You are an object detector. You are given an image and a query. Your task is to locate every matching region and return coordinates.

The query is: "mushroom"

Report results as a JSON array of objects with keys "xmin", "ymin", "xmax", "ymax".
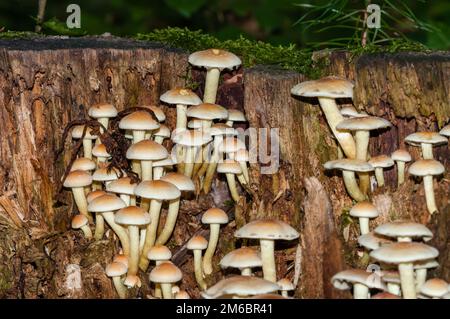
[
  {"xmin": 349, "ymin": 201, "xmax": 379, "ymax": 235},
  {"xmin": 370, "ymin": 242, "xmax": 439, "ymax": 299},
  {"xmin": 220, "ymin": 247, "xmax": 262, "ymax": 276},
  {"xmin": 246, "ymin": 294, "xmax": 290, "ymax": 299},
  {"xmin": 439, "ymin": 124, "xmax": 450, "ymax": 138},
  {"xmin": 201, "ymin": 276, "xmax": 280, "ymax": 299},
  {"xmin": 371, "ymin": 291, "xmax": 401, "ymax": 299},
  {"xmin": 135, "ymin": 180, "xmax": 181, "ymax": 271},
  {"xmin": 331, "ymin": 269, "xmax": 385, "ymax": 299},
  {"xmin": 63, "ymin": 170, "xmax": 92, "ymax": 218},
  {"xmin": 420, "ymin": 278, "xmax": 448, "ymax": 299},
  {"xmin": 368, "ymin": 155, "xmax": 394, "ymax": 187},
  {"xmin": 153, "ymin": 124, "xmax": 171, "ymax": 145},
  {"xmin": 87, "ymin": 194, "xmax": 129, "ymax": 255},
  {"xmin": 381, "ymin": 270, "xmax": 401, "ymax": 296},
  {"xmin": 92, "ymin": 166, "xmax": 121, "ymax": 189},
  {"xmin": 92, "ymin": 143, "xmax": 111, "ymax": 167},
  {"xmin": 200, "ymin": 208, "xmax": 229, "ymax": 275},
  {"xmin": 105, "ymin": 262, "xmax": 128, "ymax": 299},
  {"xmin": 141, "ymin": 105, "xmax": 166, "ymax": 123},
  {"xmin": 71, "ymin": 125, "xmax": 98, "ymax": 159},
  {"xmin": 115, "ymin": 206, "xmax": 151, "ymax": 287},
  {"xmin": 188, "ymin": 49, "xmax": 241, "ymax": 104},
  {"xmin": 160, "ymin": 88, "xmax": 202, "ymax": 130},
  {"xmin": 408, "ymin": 159, "xmax": 445, "ymax": 214},
  {"xmin": 86, "ymin": 190, "xmax": 107, "ymax": 204},
  {"xmin": 357, "ymin": 232, "xmax": 393, "ymax": 251},
  {"xmin": 113, "ymin": 254, "xmax": 128, "ymax": 268},
  {"xmin": 374, "ymin": 221, "xmax": 433, "ymax": 242},
  {"xmin": 340, "ymin": 106, "xmax": 367, "ymax": 118},
  {"xmin": 88, "ymin": 103, "xmax": 117, "ymax": 134},
  {"xmin": 70, "ymin": 157, "xmax": 96, "ymax": 172},
  {"xmin": 291, "ymin": 76, "xmax": 356, "ymax": 159},
  {"xmin": 71, "ymin": 214, "xmax": 92, "ymax": 239},
  {"xmin": 405, "ymin": 132, "xmax": 447, "ymax": 159},
  {"xmin": 152, "ymin": 157, "xmax": 175, "ymax": 180},
  {"xmin": 391, "ymin": 149, "xmax": 412, "ymax": 186},
  {"xmin": 157, "ymin": 173, "xmax": 195, "ymax": 245},
  {"xmin": 414, "ymin": 259, "xmax": 439, "ymax": 292},
  {"xmin": 188, "ymin": 119, "xmax": 203, "ymax": 130},
  {"xmin": 336, "ymin": 116, "xmax": 392, "ymax": 192},
  {"xmin": 149, "ymin": 261, "xmax": 183, "ymax": 299},
  {"xmin": 323, "ymin": 159, "xmax": 374, "ymax": 202},
  {"xmin": 147, "ymin": 245, "xmax": 173, "ymax": 298},
  {"xmin": 126, "ymin": 140, "xmax": 168, "ymax": 181},
  {"xmin": 175, "ymin": 290, "xmax": 191, "ymax": 299},
  {"xmin": 277, "ymin": 278, "xmax": 295, "ymax": 297},
  {"xmin": 187, "ymin": 235, "xmax": 208, "ymax": 290},
  {"xmin": 106, "ymin": 177, "xmax": 137, "ymax": 205},
  {"xmin": 217, "ymin": 159, "xmax": 242, "ymax": 202},
  {"xmin": 119, "ymin": 111, "xmax": 160, "ymax": 144},
  {"xmin": 235, "ymin": 219, "xmax": 299, "ymax": 282},
  {"xmin": 226, "ymin": 109, "xmax": 247, "ymax": 127}
]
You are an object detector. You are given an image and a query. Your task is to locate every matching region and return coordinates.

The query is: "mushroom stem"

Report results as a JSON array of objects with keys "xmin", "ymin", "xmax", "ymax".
[
  {"xmin": 139, "ymin": 200, "xmax": 163, "ymax": 271},
  {"xmin": 353, "ymin": 283, "xmax": 369, "ymax": 299},
  {"xmin": 156, "ymin": 199, "xmax": 180, "ymax": 245},
  {"xmin": 82, "ymin": 139, "xmax": 93, "ymax": 159},
  {"xmin": 160, "ymin": 283, "xmax": 173, "ymax": 299},
  {"xmin": 127, "ymin": 225, "xmax": 140, "ymax": 277},
  {"xmin": 423, "ymin": 175, "xmax": 438, "ymax": 214},
  {"xmin": 112, "ymin": 276, "xmax": 127, "ymax": 299},
  {"xmin": 153, "ymin": 167, "xmax": 164, "ymax": 180},
  {"xmin": 236, "ymin": 173, "xmax": 247, "ymax": 186},
  {"xmin": 154, "ymin": 136, "xmax": 164, "ymax": 144},
  {"xmin": 175, "ymin": 145, "xmax": 185, "ymax": 174},
  {"xmin": 202, "ymin": 224, "xmax": 221, "ymax": 275},
  {"xmin": 415, "ymin": 269, "xmax": 427, "ymax": 292},
  {"xmin": 80, "ymin": 224, "xmax": 93, "ymax": 239},
  {"xmin": 387, "ymin": 283, "xmax": 401, "ymax": 296},
  {"xmin": 281, "ymin": 290, "xmax": 289, "ymax": 297},
  {"xmin": 193, "ymin": 249, "xmax": 207, "ymax": 290},
  {"xmin": 421, "ymin": 143, "xmax": 433, "ymax": 159},
  {"xmin": 203, "ymin": 68, "xmax": 221, "ymax": 104},
  {"xmin": 398, "ymin": 237, "xmax": 412, "ymax": 242},
  {"xmin": 396, "ymin": 161, "xmax": 406, "ymax": 186},
  {"xmin": 139, "ymin": 228, "xmax": 146, "ymax": 254},
  {"xmin": 184, "ymin": 146, "xmax": 196, "ymax": 178},
  {"xmin": 317, "ymin": 97, "xmax": 356, "ymax": 159},
  {"xmin": 342, "ymin": 170, "xmax": 366, "ymax": 202},
  {"xmin": 102, "ymin": 212, "xmax": 130, "ymax": 256},
  {"xmin": 94, "ymin": 214, "xmax": 105, "ymax": 240},
  {"xmin": 71, "ymin": 187, "xmax": 89, "ymax": 217},
  {"xmin": 239, "ymin": 162, "xmax": 250, "ymax": 183},
  {"xmin": 154, "ymin": 260, "xmax": 163, "ymax": 298},
  {"xmin": 203, "ymin": 136, "xmax": 223, "ymax": 194},
  {"xmin": 398, "ymin": 262, "xmax": 416, "ymax": 299},
  {"xmin": 132, "ymin": 130, "xmax": 146, "ymax": 144},
  {"xmin": 260, "ymin": 239, "xmax": 277, "ymax": 283},
  {"xmin": 98, "ymin": 118, "xmax": 109, "ymax": 134},
  {"xmin": 358, "ymin": 217, "xmax": 370, "ymax": 235},
  {"xmin": 374, "ymin": 167, "xmax": 385, "ymax": 187},
  {"xmin": 176, "ymin": 104, "xmax": 188, "ymax": 130},
  {"xmin": 225, "ymin": 173, "xmax": 240, "ymax": 202},
  {"xmin": 141, "ymin": 160, "xmax": 153, "ymax": 181},
  {"xmin": 119, "ymin": 194, "xmax": 130, "ymax": 206},
  {"xmin": 225, "ymin": 120, "xmax": 233, "ymax": 127},
  {"xmin": 337, "ymin": 145, "xmax": 344, "ymax": 159},
  {"xmin": 354, "ymin": 130, "xmax": 370, "ymax": 194},
  {"xmin": 241, "ymin": 268, "xmax": 252, "ymax": 276}
]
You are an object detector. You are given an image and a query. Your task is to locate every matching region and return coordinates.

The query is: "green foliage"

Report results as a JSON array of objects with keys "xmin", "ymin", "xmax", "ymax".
[{"xmin": 41, "ymin": 18, "xmax": 87, "ymax": 36}]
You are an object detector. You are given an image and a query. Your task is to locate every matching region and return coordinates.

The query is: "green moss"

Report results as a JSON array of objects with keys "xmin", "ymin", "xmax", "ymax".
[{"xmin": 0, "ymin": 31, "xmax": 41, "ymax": 39}]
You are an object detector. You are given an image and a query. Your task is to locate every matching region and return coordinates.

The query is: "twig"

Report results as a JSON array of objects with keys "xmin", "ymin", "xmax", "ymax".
[{"xmin": 35, "ymin": 0, "xmax": 47, "ymax": 33}]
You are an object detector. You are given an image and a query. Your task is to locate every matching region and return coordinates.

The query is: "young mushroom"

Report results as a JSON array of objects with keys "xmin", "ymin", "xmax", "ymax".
[
  {"xmin": 148, "ymin": 245, "xmax": 173, "ymax": 298},
  {"xmin": 408, "ymin": 159, "xmax": 445, "ymax": 214},
  {"xmin": 225, "ymin": 109, "xmax": 247, "ymax": 127},
  {"xmin": 71, "ymin": 125, "xmax": 98, "ymax": 159},
  {"xmin": 106, "ymin": 177, "xmax": 137, "ymax": 206},
  {"xmin": 187, "ymin": 235, "xmax": 208, "ymax": 290},
  {"xmin": 420, "ymin": 278, "xmax": 448, "ymax": 299},
  {"xmin": 374, "ymin": 221, "xmax": 433, "ymax": 242},
  {"xmin": 92, "ymin": 143, "xmax": 111, "ymax": 167},
  {"xmin": 220, "ymin": 247, "xmax": 262, "ymax": 276},
  {"xmin": 71, "ymin": 214, "xmax": 92, "ymax": 239},
  {"xmin": 63, "ymin": 170, "xmax": 93, "ymax": 218},
  {"xmin": 119, "ymin": 111, "xmax": 160, "ymax": 144},
  {"xmin": 88, "ymin": 103, "xmax": 117, "ymax": 134},
  {"xmin": 149, "ymin": 261, "xmax": 183, "ymax": 299},
  {"xmin": 235, "ymin": 219, "xmax": 299, "ymax": 282},
  {"xmin": 349, "ymin": 201, "xmax": 379, "ymax": 235},
  {"xmin": 331, "ymin": 269, "xmax": 385, "ymax": 299},
  {"xmin": 153, "ymin": 124, "xmax": 171, "ymax": 145},
  {"xmin": 105, "ymin": 261, "xmax": 128, "ymax": 299},
  {"xmin": 405, "ymin": 132, "xmax": 447, "ymax": 159},
  {"xmin": 368, "ymin": 155, "xmax": 394, "ymax": 187},
  {"xmin": 217, "ymin": 159, "xmax": 242, "ymax": 202},
  {"xmin": 160, "ymin": 88, "xmax": 202, "ymax": 130},
  {"xmin": 277, "ymin": 278, "xmax": 295, "ymax": 297},
  {"xmin": 201, "ymin": 276, "xmax": 280, "ymax": 299},
  {"xmin": 414, "ymin": 259, "xmax": 439, "ymax": 292},
  {"xmin": 291, "ymin": 76, "xmax": 357, "ymax": 159},
  {"xmin": 188, "ymin": 49, "xmax": 242, "ymax": 104},
  {"xmin": 70, "ymin": 157, "xmax": 96, "ymax": 172},
  {"xmin": 391, "ymin": 149, "xmax": 412, "ymax": 186},
  {"xmin": 201, "ymin": 208, "xmax": 229, "ymax": 275},
  {"xmin": 370, "ymin": 242, "xmax": 439, "ymax": 299},
  {"xmin": 126, "ymin": 140, "xmax": 168, "ymax": 181},
  {"xmin": 357, "ymin": 232, "xmax": 393, "ymax": 251}
]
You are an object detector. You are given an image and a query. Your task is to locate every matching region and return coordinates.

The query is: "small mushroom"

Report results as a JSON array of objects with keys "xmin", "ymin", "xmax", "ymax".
[
  {"xmin": 71, "ymin": 125, "xmax": 98, "ymax": 159},
  {"xmin": 414, "ymin": 259, "xmax": 439, "ymax": 292},
  {"xmin": 374, "ymin": 221, "xmax": 433, "ymax": 242},
  {"xmin": 147, "ymin": 245, "xmax": 172, "ymax": 298},
  {"xmin": 201, "ymin": 276, "xmax": 280, "ymax": 299},
  {"xmin": 71, "ymin": 214, "xmax": 92, "ymax": 239},
  {"xmin": 226, "ymin": 109, "xmax": 247, "ymax": 127},
  {"xmin": 349, "ymin": 201, "xmax": 379, "ymax": 235},
  {"xmin": 126, "ymin": 140, "xmax": 168, "ymax": 181},
  {"xmin": 88, "ymin": 103, "xmax": 117, "ymax": 134},
  {"xmin": 187, "ymin": 235, "xmax": 208, "ymax": 290},
  {"xmin": 368, "ymin": 155, "xmax": 394, "ymax": 187},
  {"xmin": 391, "ymin": 149, "xmax": 412, "ymax": 186},
  {"xmin": 408, "ymin": 159, "xmax": 445, "ymax": 214},
  {"xmin": 332, "ymin": 269, "xmax": 385, "ymax": 299},
  {"xmin": 405, "ymin": 132, "xmax": 447, "ymax": 159},
  {"xmin": 119, "ymin": 111, "xmax": 160, "ymax": 144},
  {"xmin": 105, "ymin": 262, "xmax": 128, "ymax": 299},
  {"xmin": 420, "ymin": 278, "xmax": 448, "ymax": 299},
  {"xmin": 217, "ymin": 159, "xmax": 242, "ymax": 202},
  {"xmin": 160, "ymin": 88, "xmax": 203, "ymax": 130},
  {"xmin": 277, "ymin": 278, "xmax": 295, "ymax": 297},
  {"xmin": 63, "ymin": 170, "xmax": 92, "ymax": 218},
  {"xmin": 149, "ymin": 261, "xmax": 183, "ymax": 299},
  {"xmin": 70, "ymin": 157, "xmax": 96, "ymax": 172},
  {"xmin": 371, "ymin": 291, "xmax": 401, "ymax": 299},
  {"xmin": 106, "ymin": 177, "xmax": 137, "ymax": 206},
  {"xmin": 220, "ymin": 247, "xmax": 262, "ymax": 276},
  {"xmin": 153, "ymin": 124, "xmax": 171, "ymax": 145},
  {"xmin": 92, "ymin": 143, "xmax": 111, "ymax": 166},
  {"xmin": 357, "ymin": 232, "xmax": 393, "ymax": 251},
  {"xmin": 175, "ymin": 290, "xmax": 191, "ymax": 299},
  {"xmin": 439, "ymin": 124, "xmax": 450, "ymax": 138}
]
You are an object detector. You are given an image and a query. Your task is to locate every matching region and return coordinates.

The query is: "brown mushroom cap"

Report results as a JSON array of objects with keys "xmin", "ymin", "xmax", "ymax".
[
  {"xmin": 371, "ymin": 292, "xmax": 401, "ymax": 299},
  {"xmin": 220, "ymin": 247, "xmax": 262, "ymax": 269},
  {"xmin": 374, "ymin": 221, "xmax": 433, "ymax": 241},
  {"xmin": 336, "ymin": 116, "xmax": 392, "ymax": 131},
  {"xmin": 86, "ymin": 190, "xmax": 107, "ymax": 203},
  {"xmin": 350, "ymin": 201, "xmax": 380, "ymax": 218},
  {"xmin": 186, "ymin": 103, "xmax": 228, "ymax": 121},
  {"xmin": 115, "ymin": 206, "xmax": 151, "ymax": 226},
  {"xmin": 188, "ymin": 49, "xmax": 241, "ymax": 71},
  {"xmin": 408, "ymin": 159, "xmax": 445, "ymax": 177},
  {"xmin": 160, "ymin": 172, "xmax": 195, "ymax": 192},
  {"xmin": 358, "ymin": 232, "xmax": 393, "ymax": 250},
  {"xmin": 105, "ymin": 261, "xmax": 128, "ymax": 277},
  {"xmin": 368, "ymin": 155, "xmax": 395, "ymax": 168},
  {"xmin": 70, "ymin": 157, "xmax": 96, "ymax": 171},
  {"xmin": 235, "ymin": 219, "xmax": 299, "ymax": 240},
  {"xmin": 140, "ymin": 105, "xmax": 166, "ymax": 123},
  {"xmin": 71, "ymin": 214, "xmax": 89, "ymax": 229},
  {"xmin": 160, "ymin": 88, "xmax": 202, "ymax": 106},
  {"xmin": 106, "ymin": 177, "xmax": 137, "ymax": 196},
  {"xmin": 147, "ymin": 245, "xmax": 173, "ymax": 261},
  {"xmin": 88, "ymin": 103, "xmax": 117, "ymax": 118},
  {"xmin": 370, "ymin": 242, "xmax": 439, "ymax": 264},
  {"xmin": 391, "ymin": 149, "xmax": 412, "ymax": 162},
  {"xmin": 439, "ymin": 124, "xmax": 450, "ymax": 137},
  {"xmin": 186, "ymin": 235, "xmax": 208, "ymax": 250},
  {"xmin": 149, "ymin": 261, "xmax": 182, "ymax": 283},
  {"xmin": 405, "ymin": 132, "xmax": 448, "ymax": 146},
  {"xmin": 92, "ymin": 144, "xmax": 111, "ymax": 158},
  {"xmin": 92, "ymin": 167, "xmax": 122, "ymax": 182},
  {"xmin": 420, "ymin": 278, "xmax": 449, "ymax": 298},
  {"xmin": 201, "ymin": 276, "xmax": 280, "ymax": 299},
  {"xmin": 64, "ymin": 170, "xmax": 93, "ymax": 188},
  {"xmin": 217, "ymin": 159, "xmax": 242, "ymax": 174},
  {"xmin": 202, "ymin": 208, "xmax": 229, "ymax": 224},
  {"xmin": 331, "ymin": 269, "xmax": 386, "ymax": 290},
  {"xmin": 135, "ymin": 180, "xmax": 181, "ymax": 200},
  {"xmin": 71, "ymin": 125, "xmax": 98, "ymax": 139},
  {"xmin": 291, "ymin": 76, "xmax": 354, "ymax": 99},
  {"xmin": 87, "ymin": 194, "xmax": 127, "ymax": 213},
  {"xmin": 119, "ymin": 111, "xmax": 160, "ymax": 131},
  {"xmin": 277, "ymin": 278, "xmax": 295, "ymax": 291},
  {"xmin": 153, "ymin": 124, "xmax": 171, "ymax": 138},
  {"xmin": 324, "ymin": 159, "xmax": 374, "ymax": 172},
  {"xmin": 126, "ymin": 140, "xmax": 168, "ymax": 161},
  {"xmin": 171, "ymin": 129, "xmax": 212, "ymax": 146},
  {"xmin": 227, "ymin": 109, "xmax": 247, "ymax": 122}
]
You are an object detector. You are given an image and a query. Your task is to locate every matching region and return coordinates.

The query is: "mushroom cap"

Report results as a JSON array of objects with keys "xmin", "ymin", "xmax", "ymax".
[
  {"xmin": 92, "ymin": 167, "xmax": 121, "ymax": 182},
  {"xmin": 357, "ymin": 232, "xmax": 393, "ymax": 250},
  {"xmin": 414, "ymin": 259, "xmax": 439, "ymax": 270},
  {"xmin": 186, "ymin": 235, "xmax": 208, "ymax": 250},
  {"xmin": 374, "ymin": 221, "xmax": 433, "ymax": 241},
  {"xmin": 408, "ymin": 159, "xmax": 445, "ymax": 176},
  {"xmin": 160, "ymin": 88, "xmax": 202, "ymax": 106},
  {"xmin": 391, "ymin": 149, "xmax": 412, "ymax": 162},
  {"xmin": 186, "ymin": 103, "xmax": 228, "ymax": 121},
  {"xmin": 371, "ymin": 292, "xmax": 401, "ymax": 299},
  {"xmin": 147, "ymin": 244, "xmax": 172, "ymax": 261},
  {"xmin": 201, "ymin": 276, "xmax": 280, "ymax": 299},
  {"xmin": 149, "ymin": 261, "xmax": 182, "ymax": 283},
  {"xmin": 220, "ymin": 247, "xmax": 262, "ymax": 269},
  {"xmin": 227, "ymin": 109, "xmax": 247, "ymax": 122},
  {"xmin": 246, "ymin": 294, "xmax": 290, "ymax": 299},
  {"xmin": 405, "ymin": 132, "xmax": 448, "ymax": 146},
  {"xmin": 291, "ymin": 76, "xmax": 354, "ymax": 99},
  {"xmin": 113, "ymin": 254, "xmax": 128, "ymax": 267},
  {"xmin": 232, "ymin": 149, "xmax": 249, "ymax": 162},
  {"xmin": 106, "ymin": 177, "xmax": 137, "ymax": 196},
  {"xmin": 217, "ymin": 159, "xmax": 242, "ymax": 174},
  {"xmin": 135, "ymin": 180, "xmax": 181, "ymax": 200},
  {"xmin": 336, "ymin": 116, "xmax": 392, "ymax": 131},
  {"xmin": 115, "ymin": 206, "xmax": 151, "ymax": 226},
  {"xmin": 123, "ymin": 274, "xmax": 142, "ymax": 288},
  {"xmin": 187, "ymin": 119, "xmax": 203, "ymax": 129},
  {"xmin": 277, "ymin": 278, "xmax": 295, "ymax": 291},
  {"xmin": 105, "ymin": 262, "xmax": 128, "ymax": 277},
  {"xmin": 209, "ymin": 123, "xmax": 237, "ymax": 136},
  {"xmin": 160, "ymin": 172, "xmax": 195, "ymax": 192},
  {"xmin": 218, "ymin": 137, "xmax": 246, "ymax": 153},
  {"xmin": 153, "ymin": 157, "xmax": 176, "ymax": 168},
  {"xmin": 140, "ymin": 105, "xmax": 166, "ymax": 122},
  {"xmin": 171, "ymin": 129, "xmax": 212, "ymax": 146},
  {"xmin": 331, "ymin": 269, "xmax": 386, "ymax": 290},
  {"xmin": 381, "ymin": 270, "xmax": 401, "ymax": 284},
  {"xmin": 88, "ymin": 103, "xmax": 117, "ymax": 118},
  {"xmin": 439, "ymin": 124, "xmax": 450, "ymax": 137},
  {"xmin": 71, "ymin": 125, "xmax": 98, "ymax": 139},
  {"xmin": 71, "ymin": 214, "xmax": 89, "ymax": 229},
  {"xmin": 188, "ymin": 49, "xmax": 241, "ymax": 70},
  {"xmin": 368, "ymin": 155, "xmax": 395, "ymax": 168},
  {"xmin": 70, "ymin": 158, "xmax": 96, "ymax": 171},
  {"xmin": 420, "ymin": 278, "xmax": 448, "ymax": 298},
  {"xmin": 202, "ymin": 208, "xmax": 229, "ymax": 224},
  {"xmin": 350, "ymin": 201, "xmax": 379, "ymax": 218},
  {"xmin": 86, "ymin": 190, "xmax": 107, "ymax": 203},
  {"xmin": 340, "ymin": 106, "xmax": 366, "ymax": 118},
  {"xmin": 235, "ymin": 219, "xmax": 299, "ymax": 241},
  {"xmin": 64, "ymin": 170, "xmax": 93, "ymax": 188},
  {"xmin": 119, "ymin": 111, "xmax": 160, "ymax": 131},
  {"xmin": 126, "ymin": 140, "xmax": 168, "ymax": 161},
  {"xmin": 323, "ymin": 159, "xmax": 374, "ymax": 172},
  {"xmin": 370, "ymin": 242, "xmax": 439, "ymax": 264},
  {"xmin": 175, "ymin": 290, "xmax": 191, "ymax": 299},
  {"xmin": 92, "ymin": 144, "xmax": 111, "ymax": 158},
  {"xmin": 87, "ymin": 194, "xmax": 126, "ymax": 213},
  {"xmin": 153, "ymin": 124, "xmax": 171, "ymax": 138}
]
